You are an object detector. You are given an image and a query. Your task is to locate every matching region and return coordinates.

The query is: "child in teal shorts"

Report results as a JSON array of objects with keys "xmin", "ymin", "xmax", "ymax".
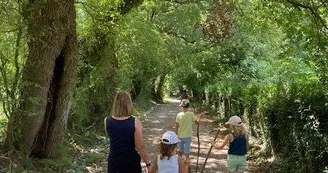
[{"xmin": 212, "ymin": 115, "xmax": 249, "ymax": 173}]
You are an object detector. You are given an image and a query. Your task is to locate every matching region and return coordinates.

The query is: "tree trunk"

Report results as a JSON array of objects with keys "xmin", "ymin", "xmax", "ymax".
[
  {"xmin": 238, "ymin": 101, "xmax": 244, "ymax": 117},
  {"xmin": 223, "ymin": 94, "xmax": 230, "ymax": 118},
  {"xmin": 131, "ymin": 79, "xmax": 142, "ymax": 101},
  {"xmin": 154, "ymin": 74, "xmax": 166, "ymax": 102},
  {"xmin": 5, "ymin": 0, "xmax": 78, "ymax": 158},
  {"xmin": 2, "ymin": 27, "xmax": 23, "ymax": 149},
  {"xmin": 105, "ymin": 38, "xmax": 118, "ymax": 113},
  {"xmin": 150, "ymin": 78, "xmax": 157, "ymax": 100},
  {"xmin": 217, "ymin": 93, "xmax": 223, "ymax": 118},
  {"xmin": 213, "ymin": 92, "xmax": 219, "ymax": 113},
  {"xmin": 247, "ymin": 104, "xmax": 258, "ymax": 138}
]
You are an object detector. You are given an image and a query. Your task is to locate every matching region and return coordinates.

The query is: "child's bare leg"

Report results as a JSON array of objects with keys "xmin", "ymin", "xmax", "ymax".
[{"xmin": 184, "ymin": 153, "xmax": 190, "ymax": 161}]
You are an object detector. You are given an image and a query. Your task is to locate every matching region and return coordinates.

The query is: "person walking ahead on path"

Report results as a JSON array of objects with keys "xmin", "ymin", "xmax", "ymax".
[
  {"xmin": 211, "ymin": 115, "xmax": 249, "ymax": 173},
  {"xmin": 149, "ymin": 131, "xmax": 190, "ymax": 173},
  {"xmin": 104, "ymin": 91, "xmax": 151, "ymax": 173},
  {"xmin": 175, "ymin": 99, "xmax": 200, "ymax": 161},
  {"xmin": 179, "ymin": 85, "xmax": 192, "ymax": 101}
]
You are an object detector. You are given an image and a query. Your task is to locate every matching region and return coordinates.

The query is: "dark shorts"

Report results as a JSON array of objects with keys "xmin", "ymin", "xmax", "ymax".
[{"xmin": 108, "ymin": 150, "xmax": 141, "ymax": 173}]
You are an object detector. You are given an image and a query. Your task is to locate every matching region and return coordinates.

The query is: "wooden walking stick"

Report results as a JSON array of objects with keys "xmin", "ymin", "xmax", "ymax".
[
  {"xmin": 195, "ymin": 122, "xmax": 200, "ymax": 173},
  {"xmin": 192, "ymin": 105, "xmax": 201, "ymax": 173},
  {"xmin": 199, "ymin": 128, "xmax": 220, "ymax": 173},
  {"xmin": 188, "ymin": 105, "xmax": 196, "ymax": 173}
]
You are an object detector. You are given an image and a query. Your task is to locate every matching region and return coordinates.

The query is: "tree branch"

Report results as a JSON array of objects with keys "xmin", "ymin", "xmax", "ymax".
[
  {"xmin": 0, "ymin": 53, "xmax": 11, "ymax": 118},
  {"xmin": 286, "ymin": 0, "xmax": 328, "ymax": 32},
  {"xmin": 190, "ymin": 43, "xmax": 217, "ymax": 54},
  {"xmin": 162, "ymin": 28, "xmax": 196, "ymax": 44},
  {"xmin": 11, "ymin": 28, "xmax": 22, "ymax": 103},
  {"xmin": 286, "ymin": 0, "xmax": 315, "ymax": 9},
  {"xmin": 162, "ymin": 0, "xmax": 197, "ymax": 5}
]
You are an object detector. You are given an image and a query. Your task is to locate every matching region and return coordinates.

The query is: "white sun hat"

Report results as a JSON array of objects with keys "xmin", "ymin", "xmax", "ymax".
[
  {"xmin": 161, "ymin": 131, "xmax": 181, "ymax": 145},
  {"xmin": 225, "ymin": 115, "xmax": 243, "ymax": 126}
]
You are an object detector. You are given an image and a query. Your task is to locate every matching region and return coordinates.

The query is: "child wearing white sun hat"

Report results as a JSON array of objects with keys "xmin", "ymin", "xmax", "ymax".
[
  {"xmin": 149, "ymin": 131, "xmax": 190, "ymax": 173},
  {"xmin": 212, "ymin": 115, "xmax": 249, "ymax": 173}
]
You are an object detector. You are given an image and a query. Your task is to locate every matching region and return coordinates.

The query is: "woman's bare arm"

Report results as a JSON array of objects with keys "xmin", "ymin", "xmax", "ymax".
[
  {"xmin": 135, "ymin": 119, "xmax": 150, "ymax": 165},
  {"xmin": 104, "ymin": 117, "xmax": 108, "ymax": 136},
  {"xmin": 148, "ymin": 155, "xmax": 158, "ymax": 173}
]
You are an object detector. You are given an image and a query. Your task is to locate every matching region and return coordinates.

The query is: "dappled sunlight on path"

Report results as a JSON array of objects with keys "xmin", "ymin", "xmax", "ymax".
[
  {"xmin": 142, "ymin": 100, "xmax": 178, "ymax": 159},
  {"xmin": 87, "ymin": 97, "xmax": 255, "ymax": 173}
]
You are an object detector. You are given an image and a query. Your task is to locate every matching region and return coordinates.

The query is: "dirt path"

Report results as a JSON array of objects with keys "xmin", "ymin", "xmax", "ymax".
[
  {"xmin": 91, "ymin": 98, "xmax": 235, "ymax": 173},
  {"xmin": 143, "ymin": 98, "xmax": 229, "ymax": 173}
]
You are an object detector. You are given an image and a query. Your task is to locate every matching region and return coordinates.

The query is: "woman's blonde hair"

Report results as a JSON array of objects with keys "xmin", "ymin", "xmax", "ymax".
[
  {"xmin": 159, "ymin": 143, "xmax": 177, "ymax": 160},
  {"xmin": 110, "ymin": 91, "xmax": 133, "ymax": 117}
]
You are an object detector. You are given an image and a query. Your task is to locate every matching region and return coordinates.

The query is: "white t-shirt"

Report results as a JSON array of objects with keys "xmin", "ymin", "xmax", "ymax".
[{"xmin": 157, "ymin": 154, "xmax": 179, "ymax": 173}]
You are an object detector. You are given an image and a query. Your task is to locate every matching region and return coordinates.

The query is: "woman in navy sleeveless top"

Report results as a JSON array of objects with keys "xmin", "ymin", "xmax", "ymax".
[{"xmin": 104, "ymin": 91, "xmax": 151, "ymax": 173}]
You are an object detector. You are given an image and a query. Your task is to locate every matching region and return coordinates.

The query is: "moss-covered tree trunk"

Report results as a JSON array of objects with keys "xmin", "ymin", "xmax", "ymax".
[
  {"xmin": 5, "ymin": 0, "xmax": 78, "ymax": 158},
  {"xmin": 152, "ymin": 74, "xmax": 166, "ymax": 102},
  {"xmin": 246, "ymin": 104, "xmax": 258, "ymax": 138},
  {"xmin": 73, "ymin": 0, "xmax": 143, "ymax": 118}
]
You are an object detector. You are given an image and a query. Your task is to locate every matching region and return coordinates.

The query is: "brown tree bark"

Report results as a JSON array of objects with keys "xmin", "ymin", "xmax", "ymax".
[{"xmin": 5, "ymin": 0, "xmax": 78, "ymax": 158}]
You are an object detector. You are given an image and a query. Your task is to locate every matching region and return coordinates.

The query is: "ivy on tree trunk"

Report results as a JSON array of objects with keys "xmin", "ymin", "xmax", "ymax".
[{"xmin": 5, "ymin": 0, "xmax": 78, "ymax": 158}]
